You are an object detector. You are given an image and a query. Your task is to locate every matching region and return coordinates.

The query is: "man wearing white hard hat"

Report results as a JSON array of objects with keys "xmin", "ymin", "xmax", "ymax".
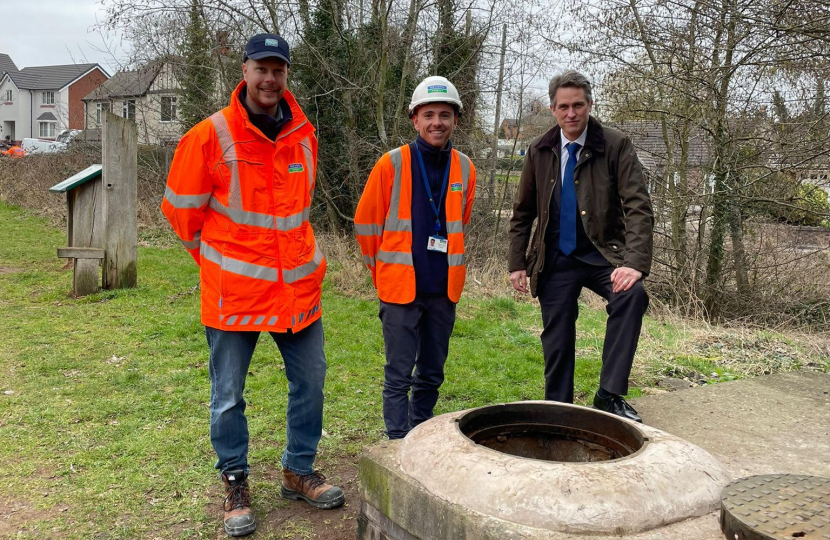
[{"xmin": 354, "ymin": 76, "xmax": 477, "ymax": 439}]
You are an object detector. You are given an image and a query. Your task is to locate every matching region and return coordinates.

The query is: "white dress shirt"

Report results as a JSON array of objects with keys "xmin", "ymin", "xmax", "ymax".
[{"xmin": 560, "ymin": 127, "xmax": 588, "ymax": 181}]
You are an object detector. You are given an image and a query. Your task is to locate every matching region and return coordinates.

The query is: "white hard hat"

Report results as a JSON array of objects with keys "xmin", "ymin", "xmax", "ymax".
[{"xmin": 408, "ymin": 76, "xmax": 463, "ymax": 117}]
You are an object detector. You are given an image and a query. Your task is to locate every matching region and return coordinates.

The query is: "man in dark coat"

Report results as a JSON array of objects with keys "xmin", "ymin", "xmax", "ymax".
[{"xmin": 508, "ymin": 70, "xmax": 654, "ymax": 422}]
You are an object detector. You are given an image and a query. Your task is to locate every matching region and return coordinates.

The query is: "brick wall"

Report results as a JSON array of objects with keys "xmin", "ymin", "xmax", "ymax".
[{"xmin": 68, "ymin": 69, "xmax": 108, "ymax": 130}]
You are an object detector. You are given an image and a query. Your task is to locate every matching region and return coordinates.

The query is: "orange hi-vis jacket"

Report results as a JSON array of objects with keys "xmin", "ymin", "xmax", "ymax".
[
  {"xmin": 161, "ymin": 82, "xmax": 325, "ymax": 333},
  {"xmin": 354, "ymin": 144, "xmax": 476, "ymax": 304},
  {"xmin": 2, "ymin": 146, "xmax": 24, "ymax": 158}
]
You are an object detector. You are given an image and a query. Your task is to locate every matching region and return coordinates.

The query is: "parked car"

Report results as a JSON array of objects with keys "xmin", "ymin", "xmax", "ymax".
[{"xmin": 21, "ymin": 129, "xmax": 81, "ymax": 155}]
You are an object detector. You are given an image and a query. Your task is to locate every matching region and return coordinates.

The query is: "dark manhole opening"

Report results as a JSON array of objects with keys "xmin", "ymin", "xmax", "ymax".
[{"xmin": 458, "ymin": 402, "xmax": 645, "ymax": 462}]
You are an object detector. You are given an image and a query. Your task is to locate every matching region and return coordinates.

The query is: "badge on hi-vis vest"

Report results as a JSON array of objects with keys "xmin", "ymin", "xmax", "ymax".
[
  {"xmin": 427, "ymin": 235, "xmax": 448, "ymax": 253},
  {"xmin": 450, "ymin": 182, "xmax": 462, "ymax": 192},
  {"xmin": 288, "ymin": 163, "xmax": 304, "ymax": 173}
]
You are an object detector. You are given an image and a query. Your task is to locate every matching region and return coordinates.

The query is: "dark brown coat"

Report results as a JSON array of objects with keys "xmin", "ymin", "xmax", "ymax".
[{"xmin": 508, "ymin": 117, "xmax": 653, "ymax": 296}]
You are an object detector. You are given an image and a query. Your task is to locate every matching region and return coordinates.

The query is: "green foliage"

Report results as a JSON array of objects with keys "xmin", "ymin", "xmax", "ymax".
[
  {"xmin": 178, "ymin": 0, "xmax": 217, "ymax": 131},
  {"xmin": 751, "ymin": 173, "xmax": 830, "ymax": 227}
]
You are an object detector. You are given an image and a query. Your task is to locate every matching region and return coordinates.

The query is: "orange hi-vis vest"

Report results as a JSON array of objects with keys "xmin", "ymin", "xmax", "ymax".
[
  {"xmin": 161, "ymin": 82, "xmax": 325, "ymax": 333},
  {"xmin": 3, "ymin": 146, "xmax": 24, "ymax": 158},
  {"xmin": 354, "ymin": 144, "xmax": 476, "ymax": 304}
]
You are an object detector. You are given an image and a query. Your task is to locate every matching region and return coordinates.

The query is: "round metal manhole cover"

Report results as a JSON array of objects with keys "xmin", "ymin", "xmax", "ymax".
[{"xmin": 720, "ymin": 474, "xmax": 830, "ymax": 540}]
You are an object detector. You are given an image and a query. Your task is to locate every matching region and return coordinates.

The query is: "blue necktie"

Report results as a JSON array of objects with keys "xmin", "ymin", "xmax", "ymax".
[{"xmin": 559, "ymin": 142, "xmax": 580, "ymax": 256}]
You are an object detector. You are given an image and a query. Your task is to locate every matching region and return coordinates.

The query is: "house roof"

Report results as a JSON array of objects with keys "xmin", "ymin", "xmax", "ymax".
[
  {"xmin": 0, "ymin": 53, "xmax": 20, "ymax": 78},
  {"xmin": 9, "ymin": 63, "xmax": 106, "ymax": 90},
  {"xmin": 83, "ymin": 63, "xmax": 163, "ymax": 101},
  {"xmin": 610, "ymin": 120, "xmax": 710, "ymax": 169},
  {"xmin": 36, "ymin": 112, "xmax": 57, "ymax": 121}
]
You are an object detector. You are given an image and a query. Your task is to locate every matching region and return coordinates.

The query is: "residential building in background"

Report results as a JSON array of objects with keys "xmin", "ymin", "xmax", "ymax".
[
  {"xmin": 83, "ymin": 60, "xmax": 182, "ymax": 146},
  {"xmin": 0, "ymin": 53, "xmax": 109, "ymax": 141}
]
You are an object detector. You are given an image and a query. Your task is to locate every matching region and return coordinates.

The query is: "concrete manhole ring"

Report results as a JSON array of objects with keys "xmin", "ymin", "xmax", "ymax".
[{"xmin": 399, "ymin": 401, "xmax": 732, "ymax": 535}]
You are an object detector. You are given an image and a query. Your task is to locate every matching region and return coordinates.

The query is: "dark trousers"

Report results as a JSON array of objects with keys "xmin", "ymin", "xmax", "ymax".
[
  {"xmin": 537, "ymin": 256, "xmax": 648, "ymax": 403},
  {"xmin": 379, "ymin": 295, "xmax": 457, "ymax": 439}
]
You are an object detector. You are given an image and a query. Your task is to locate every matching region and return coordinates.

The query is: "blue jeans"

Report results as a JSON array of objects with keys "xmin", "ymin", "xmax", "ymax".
[{"xmin": 205, "ymin": 318, "xmax": 327, "ymax": 476}]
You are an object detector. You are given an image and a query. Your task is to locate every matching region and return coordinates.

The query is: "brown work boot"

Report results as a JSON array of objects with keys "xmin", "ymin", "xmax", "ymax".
[
  {"xmin": 221, "ymin": 470, "xmax": 256, "ymax": 536},
  {"xmin": 281, "ymin": 469, "xmax": 345, "ymax": 509}
]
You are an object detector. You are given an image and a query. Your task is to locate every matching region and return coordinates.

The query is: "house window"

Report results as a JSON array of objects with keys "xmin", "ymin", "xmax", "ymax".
[
  {"xmin": 160, "ymin": 96, "xmax": 177, "ymax": 122},
  {"xmin": 122, "ymin": 99, "xmax": 136, "ymax": 120},
  {"xmin": 39, "ymin": 122, "xmax": 57, "ymax": 138},
  {"xmin": 96, "ymin": 102, "xmax": 110, "ymax": 126},
  {"xmin": 3, "ymin": 90, "xmax": 11, "ymax": 102},
  {"xmin": 42, "ymin": 91, "xmax": 55, "ymax": 105}
]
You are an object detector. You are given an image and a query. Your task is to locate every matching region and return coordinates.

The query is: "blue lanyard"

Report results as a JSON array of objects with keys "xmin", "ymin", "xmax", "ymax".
[{"xmin": 414, "ymin": 144, "xmax": 451, "ymax": 234}]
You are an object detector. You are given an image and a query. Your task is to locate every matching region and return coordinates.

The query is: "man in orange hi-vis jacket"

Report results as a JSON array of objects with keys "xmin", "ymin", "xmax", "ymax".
[
  {"xmin": 1, "ymin": 145, "xmax": 24, "ymax": 157},
  {"xmin": 354, "ymin": 76, "xmax": 476, "ymax": 440},
  {"xmin": 162, "ymin": 34, "xmax": 343, "ymax": 537}
]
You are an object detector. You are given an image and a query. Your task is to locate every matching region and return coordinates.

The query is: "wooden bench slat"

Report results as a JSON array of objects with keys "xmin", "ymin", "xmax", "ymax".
[{"xmin": 57, "ymin": 247, "xmax": 105, "ymax": 259}]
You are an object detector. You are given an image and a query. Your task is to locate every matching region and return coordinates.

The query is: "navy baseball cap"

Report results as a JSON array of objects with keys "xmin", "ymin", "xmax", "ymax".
[{"xmin": 243, "ymin": 33, "xmax": 290, "ymax": 65}]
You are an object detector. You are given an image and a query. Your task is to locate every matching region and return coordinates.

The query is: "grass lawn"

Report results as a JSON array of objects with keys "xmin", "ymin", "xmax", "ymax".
[{"xmin": 0, "ymin": 202, "xmax": 826, "ymax": 539}]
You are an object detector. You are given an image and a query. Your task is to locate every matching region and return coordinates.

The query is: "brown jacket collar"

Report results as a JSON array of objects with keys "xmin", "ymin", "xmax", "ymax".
[{"xmin": 535, "ymin": 116, "xmax": 606, "ymax": 155}]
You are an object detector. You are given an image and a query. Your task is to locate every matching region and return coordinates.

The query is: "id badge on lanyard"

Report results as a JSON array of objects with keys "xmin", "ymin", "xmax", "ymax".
[
  {"xmin": 427, "ymin": 235, "xmax": 448, "ymax": 253},
  {"xmin": 415, "ymin": 144, "xmax": 452, "ymax": 255}
]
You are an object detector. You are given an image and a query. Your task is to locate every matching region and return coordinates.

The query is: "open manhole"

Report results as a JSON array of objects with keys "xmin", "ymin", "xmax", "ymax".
[{"xmin": 457, "ymin": 401, "xmax": 645, "ymax": 462}]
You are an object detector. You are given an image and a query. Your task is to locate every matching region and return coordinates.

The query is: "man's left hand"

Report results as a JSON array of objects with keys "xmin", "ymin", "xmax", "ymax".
[{"xmin": 610, "ymin": 267, "xmax": 642, "ymax": 294}]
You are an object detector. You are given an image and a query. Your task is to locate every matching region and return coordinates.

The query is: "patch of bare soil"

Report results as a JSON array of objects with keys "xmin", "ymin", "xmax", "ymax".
[
  {"xmin": 0, "ymin": 267, "xmax": 21, "ymax": 274},
  {"xmin": 0, "ymin": 498, "xmax": 69, "ymax": 538},
  {"xmin": 204, "ymin": 458, "xmax": 359, "ymax": 540}
]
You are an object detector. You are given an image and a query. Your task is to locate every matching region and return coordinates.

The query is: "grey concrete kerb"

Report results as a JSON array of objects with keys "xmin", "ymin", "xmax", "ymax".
[{"xmin": 398, "ymin": 401, "xmax": 731, "ymax": 535}]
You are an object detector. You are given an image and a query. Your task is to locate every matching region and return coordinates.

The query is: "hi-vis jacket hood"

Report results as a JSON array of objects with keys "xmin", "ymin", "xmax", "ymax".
[
  {"xmin": 354, "ymin": 144, "xmax": 476, "ymax": 304},
  {"xmin": 162, "ymin": 81, "xmax": 325, "ymax": 332}
]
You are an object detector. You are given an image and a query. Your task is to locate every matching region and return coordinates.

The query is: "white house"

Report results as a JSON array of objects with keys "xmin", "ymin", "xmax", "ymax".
[
  {"xmin": 0, "ymin": 53, "xmax": 109, "ymax": 141},
  {"xmin": 83, "ymin": 60, "xmax": 182, "ymax": 145}
]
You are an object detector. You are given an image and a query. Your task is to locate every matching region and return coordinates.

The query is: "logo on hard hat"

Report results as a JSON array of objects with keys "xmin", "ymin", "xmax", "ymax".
[{"xmin": 427, "ymin": 85, "xmax": 448, "ymax": 93}]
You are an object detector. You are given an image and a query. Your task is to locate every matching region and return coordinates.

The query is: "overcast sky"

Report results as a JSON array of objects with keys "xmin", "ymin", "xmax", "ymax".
[{"xmin": 2, "ymin": 0, "xmax": 126, "ymax": 73}]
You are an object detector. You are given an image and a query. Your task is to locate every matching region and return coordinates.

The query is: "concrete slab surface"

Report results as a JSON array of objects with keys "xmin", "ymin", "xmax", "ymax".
[{"xmin": 631, "ymin": 371, "xmax": 830, "ymax": 479}]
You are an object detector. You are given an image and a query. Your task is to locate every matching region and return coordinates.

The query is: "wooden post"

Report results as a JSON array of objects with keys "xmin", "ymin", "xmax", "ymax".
[{"xmin": 102, "ymin": 111, "xmax": 138, "ymax": 289}]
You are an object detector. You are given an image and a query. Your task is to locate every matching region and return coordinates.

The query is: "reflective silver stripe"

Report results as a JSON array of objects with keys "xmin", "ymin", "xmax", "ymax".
[
  {"xmin": 448, "ymin": 253, "xmax": 466, "ymax": 266},
  {"xmin": 210, "ymin": 198, "xmax": 274, "ymax": 228},
  {"xmin": 254, "ymin": 315, "xmax": 265, "ymax": 325},
  {"xmin": 268, "ymin": 316, "xmax": 278, "ymax": 325},
  {"xmin": 283, "ymin": 242, "xmax": 324, "ymax": 284},
  {"xmin": 165, "ymin": 186, "xmax": 211, "ymax": 209},
  {"xmin": 240, "ymin": 315, "xmax": 252, "ymax": 326},
  {"xmin": 181, "ymin": 232, "xmax": 201, "ymax": 250},
  {"xmin": 276, "ymin": 207, "xmax": 310, "ymax": 231},
  {"xmin": 447, "ymin": 220, "xmax": 463, "ymax": 234},
  {"xmin": 210, "ymin": 112, "xmax": 242, "ymax": 210},
  {"xmin": 377, "ymin": 250, "xmax": 413, "ymax": 265},
  {"xmin": 385, "ymin": 148, "xmax": 412, "ymax": 233},
  {"xmin": 299, "ymin": 137, "xmax": 314, "ymax": 191},
  {"xmin": 457, "ymin": 151, "xmax": 471, "ymax": 221},
  {"xmin": 278, "ymin": 120, "xmax": 307, "ymax": 141},
  {"xmin": 226, "ymin": 315, "xmax": 238, "ymax": 325},
  {"xmin": 201, "ymin": 242, "xmax": 221, "ymax": 265},
  {"xmin": 201, "ymin": 243, "xmax": 279, "ymax": 282},
  {"xmin": 363, "ymin": 255, "xmax": 376, "ymax": 267},
  {"xmin": 355, "ymin": 223, "xmax": 383, "ymax": 236},
  {"xmin": 209, "ymin": 197, "xmax": 308, "ymax": 231}
]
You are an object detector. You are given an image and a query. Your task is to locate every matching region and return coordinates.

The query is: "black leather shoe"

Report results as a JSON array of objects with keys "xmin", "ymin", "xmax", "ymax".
[{"xmin": 593, "ymin": 392, "xmax": 642, "ymax": 423}]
